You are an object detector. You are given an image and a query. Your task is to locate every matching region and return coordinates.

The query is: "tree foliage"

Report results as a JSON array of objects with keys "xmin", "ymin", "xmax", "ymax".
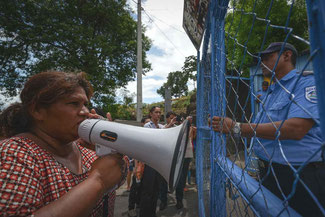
[
  {"xmin": 118, "ymin": 88, "xmax": 135, "ymax": 106},
  {"xmin": 157, "ymin": 55, "xmax": 197, "ymax": 98},
  {"xmin": 0, "ymin": 0, "xmax": 151, "ymax": 106},
  {"xmin": 225, "ymin": 0, "xmax": 309, "ymax": 76}
]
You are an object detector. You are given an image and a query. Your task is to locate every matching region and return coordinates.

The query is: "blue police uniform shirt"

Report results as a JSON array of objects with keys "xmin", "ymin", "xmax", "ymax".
[{"xmin": 253, "ymin": 69, "xmax": 322, "ymax": 165}]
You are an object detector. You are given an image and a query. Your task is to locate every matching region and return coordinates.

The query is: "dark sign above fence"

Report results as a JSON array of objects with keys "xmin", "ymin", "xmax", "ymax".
[{"xmin": 182, "ymin": 0, "xmax": 210, "ymax": 50}]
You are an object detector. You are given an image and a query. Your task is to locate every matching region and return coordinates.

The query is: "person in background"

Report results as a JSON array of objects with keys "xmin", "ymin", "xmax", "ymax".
[
  {"xmin": 164, "ymin": 111, "xmax": 177, "ymax": 128},
  {"xmin": 175, "ymin": 116, "xmax": 196, "ymax": 209},
  {"xmin": 158, "ymin": 111, "xmax": 177, "ymax": 211},
  {"xmin": 256, "ymin": 81, "xmax": 269, "ymax": 103},
  {"xmin": 212, "ymin": 42, "xmax": 325, "ymax": 216},
  {"xmin": 139, "ymin": 106, "xmax": 164, "ymax": 217},
  {"xmin": 127, "ymin": 116, "xmax": 150, "ymax": 217},
  {"xmin": 0, "ymin": 71, "xmax": 127, "ymax": 217},
  {"xmin": 126, "ymin": 158, "xmax": 134, "ymax": 192}
]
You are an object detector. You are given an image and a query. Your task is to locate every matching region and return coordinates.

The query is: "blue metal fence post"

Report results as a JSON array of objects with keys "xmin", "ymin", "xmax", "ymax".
[
  {"xmin": 305, "ymin": 1, "xmax": 325, "ymax": 143},
  {"xmin": 210, "ymin": 0, "xmax": 230, "ymax": 216},
  {"xmin": 196, "ymin": 8, "xmax": 213, "ymax": 215},
  {"xmin": 196, "ymin": 49, "xmax": 206, "ymax": 217},
  {"xmin": 209, "ymin": 2, "xmax": 219, "ymax": 215}
]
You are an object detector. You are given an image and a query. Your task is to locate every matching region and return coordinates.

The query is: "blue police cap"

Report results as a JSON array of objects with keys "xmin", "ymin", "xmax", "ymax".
[{"xmin": 259, "ymin": 42, "xmax": 298, "ymax": 56}]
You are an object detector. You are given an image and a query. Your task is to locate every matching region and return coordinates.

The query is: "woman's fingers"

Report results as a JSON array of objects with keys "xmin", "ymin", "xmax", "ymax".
[{"xmin": 77, "ymin": 138, "xmax": 96, "ymax": 151}]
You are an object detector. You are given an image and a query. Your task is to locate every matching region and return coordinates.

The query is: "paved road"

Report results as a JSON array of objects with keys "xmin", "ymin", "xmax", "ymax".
[{"xmin": 114, "ymin": 181, "xmax": 199, "ymax": 217}]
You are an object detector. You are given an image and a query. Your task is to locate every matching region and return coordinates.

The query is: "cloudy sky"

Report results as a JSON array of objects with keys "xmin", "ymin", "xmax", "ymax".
[{"xmin": 124, "ymin": 0, "xmax": 197, "ymax": 104}]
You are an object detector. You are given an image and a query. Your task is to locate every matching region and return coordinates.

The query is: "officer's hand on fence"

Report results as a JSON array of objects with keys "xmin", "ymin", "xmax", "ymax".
[{"xmin": 211, "ymin": 116, "xmax": 234, "ymax": 134}]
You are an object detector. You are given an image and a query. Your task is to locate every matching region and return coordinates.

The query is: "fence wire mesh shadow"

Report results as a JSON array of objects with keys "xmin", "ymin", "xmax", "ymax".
[{"xmin": 196, "ymin": 0, "xmax": 325, "ymax": 217}]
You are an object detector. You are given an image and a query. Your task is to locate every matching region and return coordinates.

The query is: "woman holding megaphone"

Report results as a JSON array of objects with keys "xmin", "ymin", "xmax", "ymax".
[{"xmin": 0, "ymin": 71, "xmax": 127, "ymax": 217}]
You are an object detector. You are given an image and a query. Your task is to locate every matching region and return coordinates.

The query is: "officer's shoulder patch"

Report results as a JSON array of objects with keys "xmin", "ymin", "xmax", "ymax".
[
  {"xmin": 302, "ymin": 71, "xmax": 314, "ymax": 76},
  {"xmin": 305, "ymin": 86, "xmax": 317, "ymax": 103}
]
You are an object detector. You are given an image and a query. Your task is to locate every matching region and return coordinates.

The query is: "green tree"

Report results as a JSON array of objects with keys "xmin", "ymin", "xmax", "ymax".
[
  {"xmin": 157, "ymin": 55, "xmax": 197, "ymax": 98},
  {"xmin": 156, "ymin": 82, "xmax": 169, "ymax": 99},
  {"xmin": 0, "ymin": 0, "xmax": 151, "ymax": 106},
  {"xmin": 118, "ymin": 88, "xmax": 135, "ymax": 106},
  {"xmin": 182, "ymin": 55, "xmax": 197, "ymax": 81},
  {"xmin": 115, "ymin": 88, "xmax": 136, "ymax": 120},
  {"xmin": 225, "ymin": 0, "xmax": 309, "ymax": 76}
]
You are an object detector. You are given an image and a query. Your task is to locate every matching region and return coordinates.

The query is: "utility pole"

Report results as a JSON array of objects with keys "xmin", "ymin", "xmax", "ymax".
[
  {"xmin": 164, "ymin": 87, "xmax": 172, "ymax": 122},
  {"xmin": 136, "ymin": 0, "xmax": 143, "ymax": 122}
]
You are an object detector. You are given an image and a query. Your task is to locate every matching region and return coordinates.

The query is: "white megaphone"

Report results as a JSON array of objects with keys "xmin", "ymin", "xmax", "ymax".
[{"xmin": 78, "ymin": 119, "xmax": 190, "ymax": 191}]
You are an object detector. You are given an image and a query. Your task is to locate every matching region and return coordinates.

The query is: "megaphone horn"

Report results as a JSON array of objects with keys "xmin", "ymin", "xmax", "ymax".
[{"xmin": 78, "ymin": 119, "xmax": 190, "ymax": 191}]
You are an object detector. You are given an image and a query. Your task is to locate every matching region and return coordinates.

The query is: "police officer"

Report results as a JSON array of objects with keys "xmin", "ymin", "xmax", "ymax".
[{"xmin": 212, "ymin": 42, "xmax": 325, "ymax": 217}]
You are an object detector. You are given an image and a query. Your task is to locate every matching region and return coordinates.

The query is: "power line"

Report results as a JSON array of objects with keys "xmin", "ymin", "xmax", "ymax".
[
  {"xmin": 131, "ymin": 0, "xmax": 186, "ymax": 34},
  {"xmin": 128, "ymin": 0, "xmax": 186, "ymax": 57},
  {"xmin": 142, "ymin": 9, "xmax": 186, "ymax": 57},
  {"xmin": 144, "ymin": 10, "xmax": 185, "ymax": 34}
]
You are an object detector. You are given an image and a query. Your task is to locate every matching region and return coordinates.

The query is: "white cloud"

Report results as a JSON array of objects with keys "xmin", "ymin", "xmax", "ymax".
[{"xmin": 125, "ymin": 0, "xmax": 197, "ymax": 104}]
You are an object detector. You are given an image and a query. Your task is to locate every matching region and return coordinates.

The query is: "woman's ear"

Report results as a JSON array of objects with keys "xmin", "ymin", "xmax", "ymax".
[{"xmin": 29, "ymin": 104, "xmax": 46, "ymax": 121}]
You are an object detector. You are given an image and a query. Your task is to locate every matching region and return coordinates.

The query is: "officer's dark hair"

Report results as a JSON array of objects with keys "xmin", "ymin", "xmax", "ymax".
[
  {"xmin": 149, "ymin": 106, "xmax": 160, "ymax": 113},
  {"xmin": 0, "ymin": 71, "xmax": 93, "ymax": 138},
  {"xmin": 166, "ymin": 111, "xmax": 176, "ymax": 118}
]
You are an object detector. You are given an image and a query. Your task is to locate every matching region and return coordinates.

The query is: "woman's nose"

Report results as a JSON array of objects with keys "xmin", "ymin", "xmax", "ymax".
[{"xmin": 80, "ymin": 105, "xmax": 89, "ymax": 115}]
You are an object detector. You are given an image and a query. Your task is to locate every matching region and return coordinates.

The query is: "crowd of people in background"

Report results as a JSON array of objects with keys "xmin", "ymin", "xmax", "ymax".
[{"xmin": 127, "ymin": 107, "xmax": 197, "ymax": 217}]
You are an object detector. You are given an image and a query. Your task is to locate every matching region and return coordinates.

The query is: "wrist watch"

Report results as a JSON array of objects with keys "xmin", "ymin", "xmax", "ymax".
[{"xmin": 232, "ymin": 122, "xmax": 241, "ymax": 136}]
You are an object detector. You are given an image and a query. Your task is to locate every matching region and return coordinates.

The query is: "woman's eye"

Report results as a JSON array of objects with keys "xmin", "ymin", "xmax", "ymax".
[{"xmin": 69, "ymin": 102, "xmax": 79, "ymax": 106}]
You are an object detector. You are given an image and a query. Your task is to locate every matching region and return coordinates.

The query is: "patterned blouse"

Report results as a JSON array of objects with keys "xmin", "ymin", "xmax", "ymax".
[{"xmin": 0, "ymin": 136, "xmax": 124, "ymax": 217}]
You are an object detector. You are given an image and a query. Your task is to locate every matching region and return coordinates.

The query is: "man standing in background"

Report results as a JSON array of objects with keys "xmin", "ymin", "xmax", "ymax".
[
  {"xmin": 139, "ymin": 106, "xmax": 164, "ymax": 217},
  {"xmin": 158, "ymin": 111, "xmax": 177, "ymax": 211}
]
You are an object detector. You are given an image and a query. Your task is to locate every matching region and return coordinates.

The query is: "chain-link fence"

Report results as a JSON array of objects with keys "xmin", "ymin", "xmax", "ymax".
[{"xmin": 196, "ymin": 1, "xmax": 325, "ymax": 216}]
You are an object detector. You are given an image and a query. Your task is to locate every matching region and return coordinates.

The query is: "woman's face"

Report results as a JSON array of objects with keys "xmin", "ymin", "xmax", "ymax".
[{"xmin": 35, "ymin": 86, "xmax": 90, "ymax": 144}]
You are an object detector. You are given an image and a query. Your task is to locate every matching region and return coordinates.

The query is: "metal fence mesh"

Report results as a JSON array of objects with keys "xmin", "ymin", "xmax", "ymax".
[{"xmin": 196, "ymin": 0, "xmax": 325, "ymax": 216}]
